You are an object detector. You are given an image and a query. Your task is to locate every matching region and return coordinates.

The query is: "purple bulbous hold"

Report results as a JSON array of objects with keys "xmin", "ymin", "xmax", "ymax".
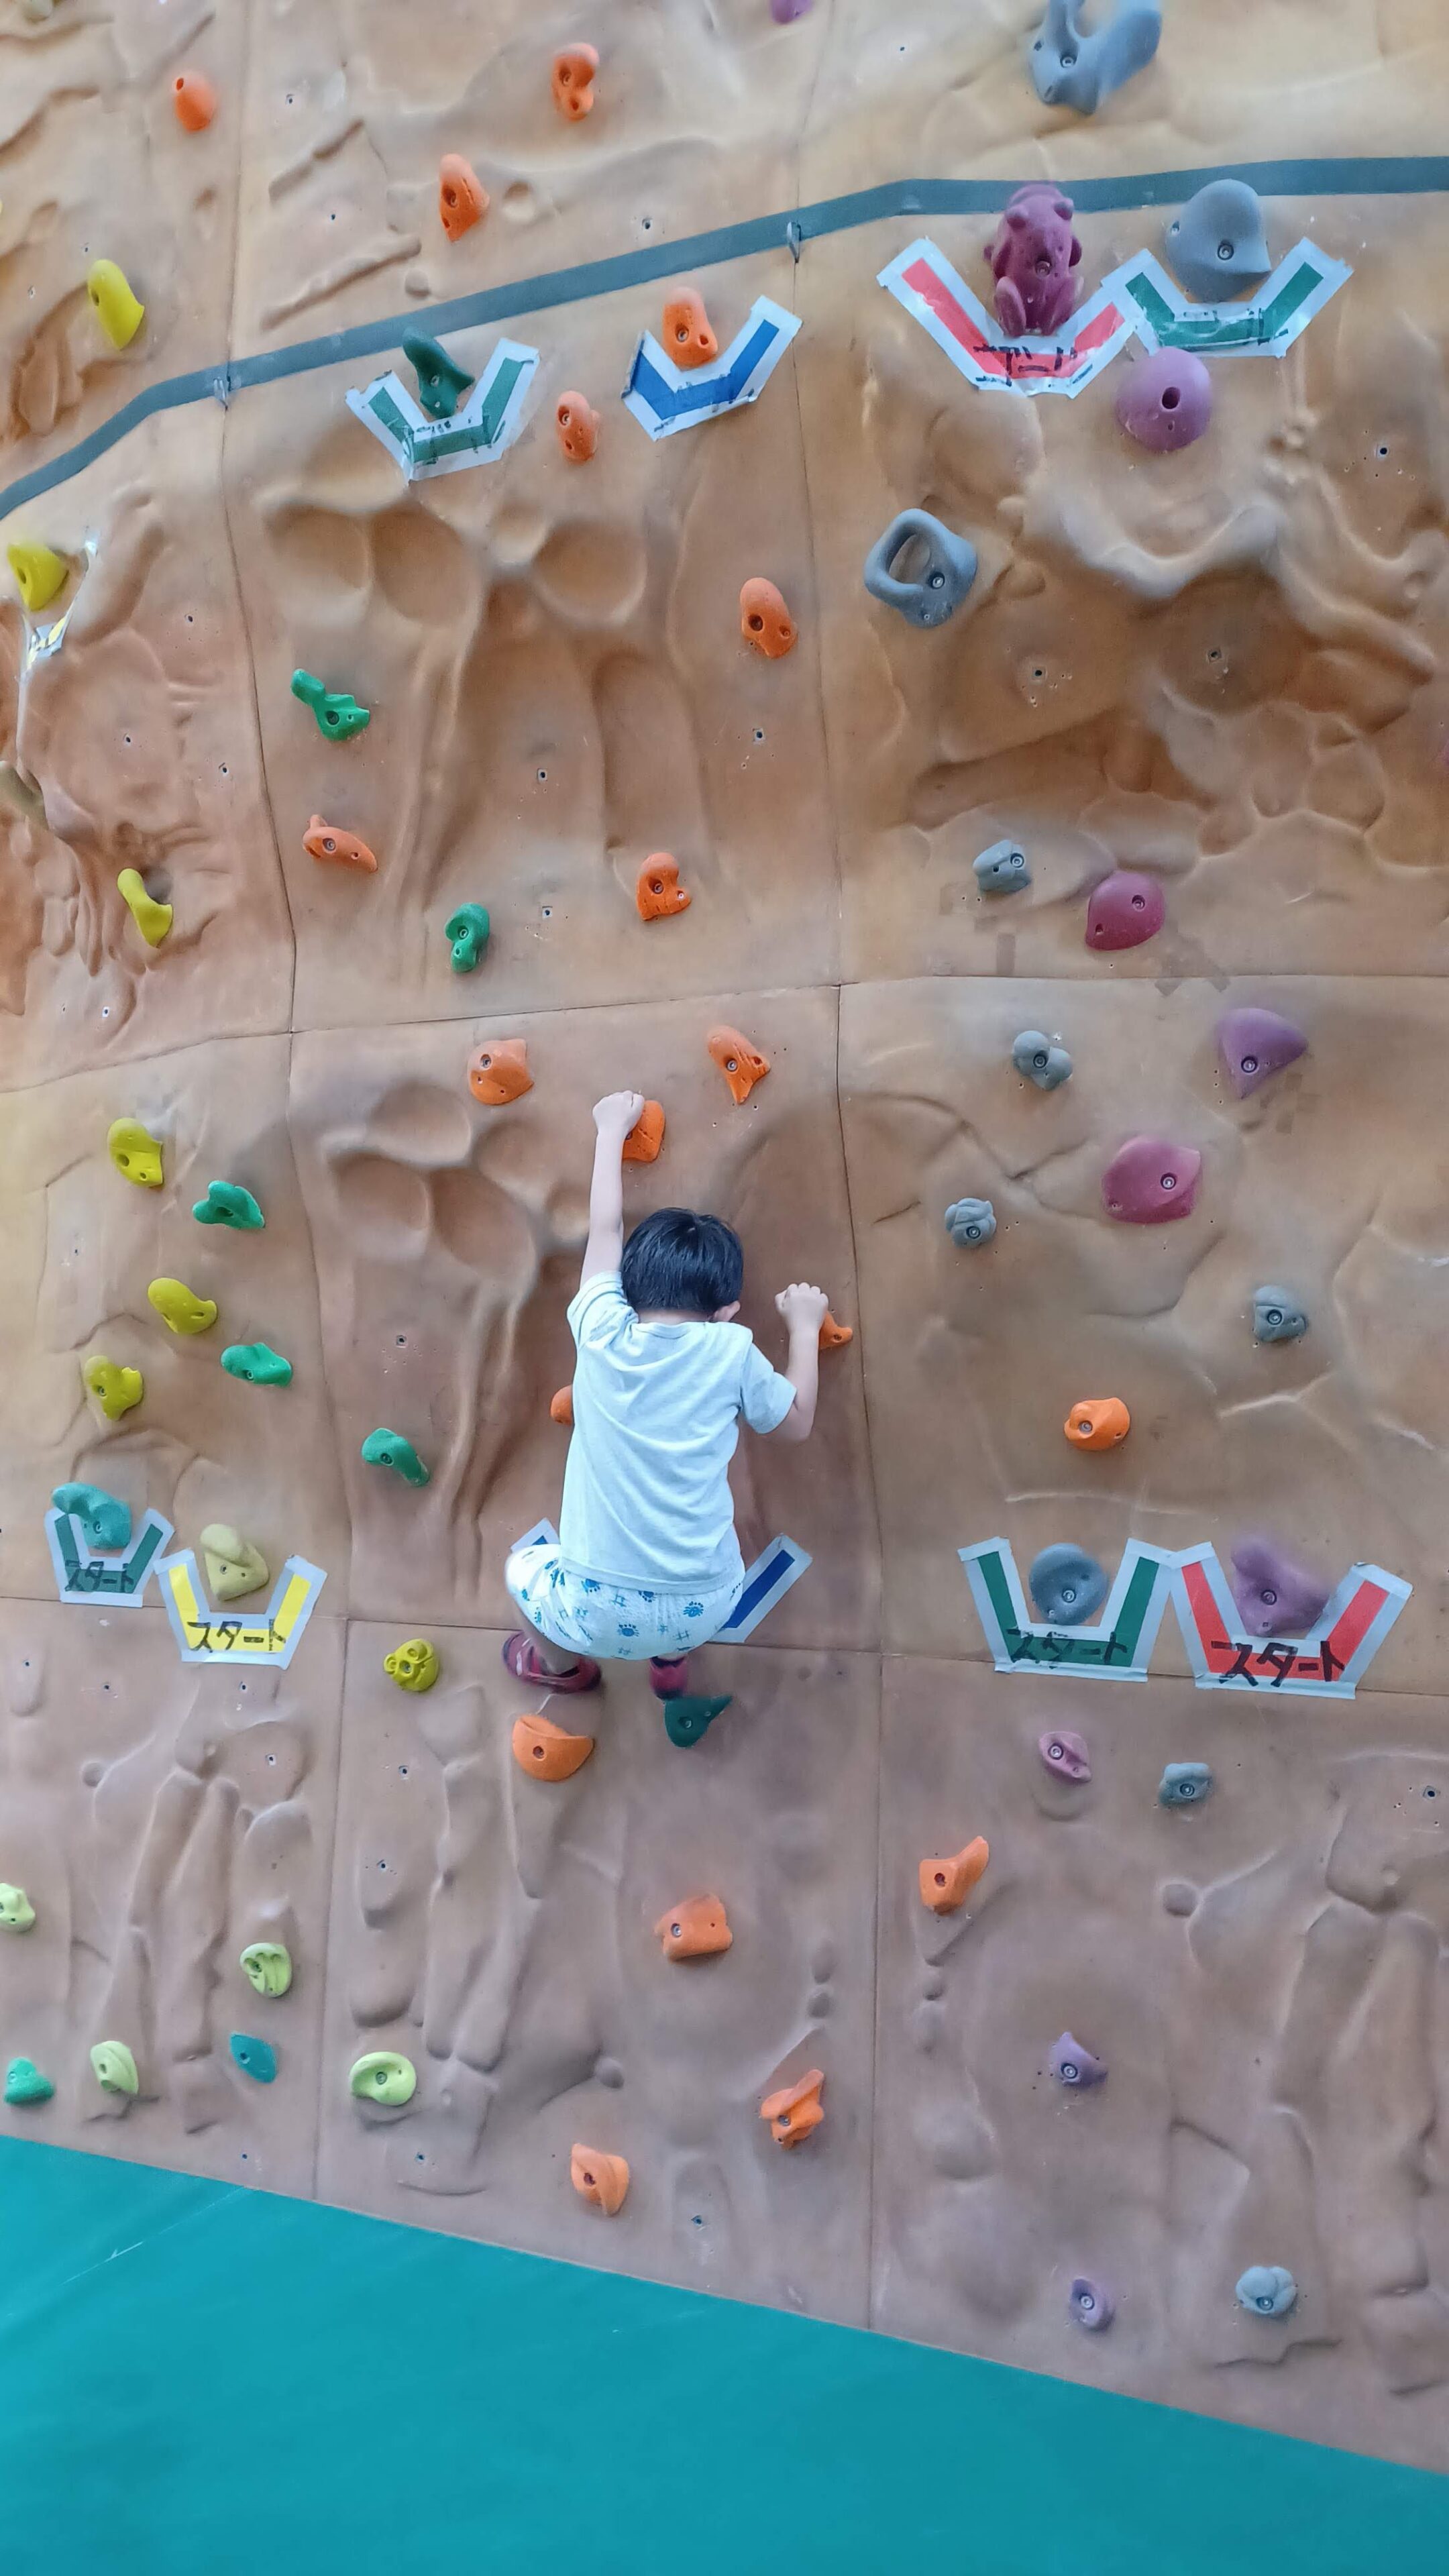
[
  {"xmin": 1230, "ymin": 1539, "xmax": 1331, "ymax": 1638},
  {"xmin": 770, "ymin": 0, "xmax": 812, "ymax": 19},
  {"xmin": 1085, "ymin": 869, "xmax": 1164, "ymax": 951},
  {"xmin": 1116, "ymin": 349, "xmax": 1213, "ymax": 451},
  {"xmin": 1069, "ymin": 2276, "xmax": 1114, "ymax": 2331},
  {"xmin": 1216, "ymin": 1006, "xmax": 1308, "ymax": 1099},
  {"xmin": 1101, "ymin": 1136, "xmax": 1201, "ymax": 1223},
  {"xmin": 1039, "ymin": 1727, "xmax": 1091, "ymax": 1782},
  {"xmin": 1050, "ymin": 2031, "xmax": 1106, "ymax": 2088},
  {"xmin": 985, "ymin": 183, "xmax": 1083, "ymax": 338}
]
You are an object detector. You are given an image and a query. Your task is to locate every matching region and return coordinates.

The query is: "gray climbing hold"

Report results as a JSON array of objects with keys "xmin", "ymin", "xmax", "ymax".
[
  {"xmin": 1050, "ymin": 2030, "xmax": 1106, "ymax": 2088},
  {"xmin": 1236, "ymin": 2264, "xmax": 1297, "ymax": 2318},
  {"xmin": 1252, "ymin": 1287, "xmax": 1308, "ymax": 1345},
  {"xmin": 1029, "ymin": 1543, "xmax": 1108, "ymax": 1625},
  {"xmin": 1027, "ymin": 0, "xmax": 1161, "ymax": 114},
  {"xmin": 863, "ymin": 509, "xmax": 977, "ymax": 629},
  {"xmin": 1012, "ymin": 1029, "xmax": 1071, "ymax": 1089},
  {"xmin": 974, "ymin": 840, "xmax": 1031, "ymax": 895},
  {"xmin": 945, "ymin": 1197, "xmax": 996, "ymax": 1248},
  {"xmin": 52, "ymin": 1483, "xmax": 131, "ymax": 1550},
  {"xmin": 1159, "ymin": 1761, "xmax": 1213, "ymax": 1808},
  {"xmin": 1069, "ymin": 2276, "xmax": 1114, "ymax": 2330},
  {"xmin": 1165, "ymin": 180, "xmax": 1272, "ymax": 303}
]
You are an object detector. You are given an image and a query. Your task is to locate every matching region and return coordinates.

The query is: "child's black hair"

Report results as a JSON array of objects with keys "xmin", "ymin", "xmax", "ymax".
[{"xmin": 621, "ymin": 1208, "xmax": 743, "ymax": 1318}]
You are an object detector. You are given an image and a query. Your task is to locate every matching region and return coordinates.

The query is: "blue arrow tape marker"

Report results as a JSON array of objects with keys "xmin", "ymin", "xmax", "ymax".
[{"xmin": 623, "ymin": 299, "xmax": 802, "ymax": 439}]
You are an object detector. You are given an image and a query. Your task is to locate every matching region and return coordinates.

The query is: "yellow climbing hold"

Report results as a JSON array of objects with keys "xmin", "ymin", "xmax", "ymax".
[
  {"xmin": 117, "ymin": 867, "xmax": 172, "ymax": 947},
  {"xmin": 201, "ymin": 1524, "xmax": 269, "ymax": 1601},
  {"xmin": 87, "ymin": 258, "xmax": 145, "ymax": 350},
  {"xmin": 107, "ymin": 1117, "xmax": 163, "ymax": 1188},
  {"xmin": 148, "ymin": 1277, "xmax": 217, "ymax": 1334},
  {"xmin": 83, "ymin": 1356, "xmax": 144, "ymax": 1421},
  {"xmin": 90, "ymin": 2039, "xmax": 139, "ymax": 2096},
  {"xmin": 7, "ymin": 542, "xmax": 68, "ymax": 613}
]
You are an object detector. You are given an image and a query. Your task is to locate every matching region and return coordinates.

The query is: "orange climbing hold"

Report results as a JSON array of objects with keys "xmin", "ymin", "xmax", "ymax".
[
  {"xmin": 760, "ymin": 2068, "xmax": 824, "ymax": 2148},
  {"xmin": 468, "ymin": 1040, "xmax": 533, "ymax": 1106},
  {"xmin": 740, "ymin": 578, "xmax": 796, "ymax": 659},
  {"xmin": 655, "ymin": 1896, "xmax": 733, "ymax": 1960},
  {"xmin": 552, "ymin": 44, "xmax": 598, "ymax": 119},
  {"xmin": 622, "ymin": 1099, "xmax": 665, "ymax": 1164},
  {"xmin": 635, "ymin": 854, "xmax": 691, "ymax": 920},
  {"xmin": 571, "ymin": 2143, "xmax": 629, "ymax": 2212},
  {"xmin": 663, "ymin": 287, "xmax": 718, "ymax": 369},
  {"xmin": 555, "ymin": 392, "xmax": 599, "ymax": 463},
  {"xmin": 511, "ymin": 1713, "xmax": 594, "ymax": 1781},
  {"xmin": 172, "ymin": 68, "xmax": 217, "ymax": 131},
  {"xmin": 438, "ymin": 154, "xmax": 488, "ymax": 240},
  {"xmin": 708, "ymin": 1026, "xmax": 770, "ymax": 1106},
  {"xmin": 303, "ymin": 814, "xmax": 376, "ymax": 873},
  {"xmin": 550, "ymin": 1384, "xmax": 574, "ymax": 1427},
  {"xmin": 818, "ymin": 1311, "xmax": 853, "ymax": 1351},
  {"xmin": 1064, "ymin": 1397, "xmax": 1131, "ymax": 1453},
  {"xmin": 918, "ymin": 1836, "xmax": 989, "ymax": 1916}
]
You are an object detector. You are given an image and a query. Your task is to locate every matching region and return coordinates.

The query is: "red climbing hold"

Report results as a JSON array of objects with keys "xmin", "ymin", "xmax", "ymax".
[
  {"xmin": 1101, "ymin": 1136, "xmax": 1201, "ymax": 1223},
  {"xmin": 1085, "ymin": 871, "xmax": 1164, "ymax": 951}
]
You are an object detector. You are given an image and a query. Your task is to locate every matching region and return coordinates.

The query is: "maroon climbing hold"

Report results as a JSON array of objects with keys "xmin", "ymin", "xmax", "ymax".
[
  {"xmin": 1039, "ymin": 1728, "xmax": 1091, "ymax": 1783},
  {"xmin": 1216, "ymin": 1006, "xmax": 1307, "ymax": 1099},
  {"xmin": 1101, "ymin": 1137, "xmax": 1201, "ymax": 1224},
  {"xmin": 1116, "ymin": 349, "xmax": 1212, "ymax": 451},
  {"xmin": 1085, "ymin": 870, "xmax": 1163, "ymax": 951},
  {"xmin": 1229, "ymin": 1538, "xmax": 1331, "ymax": 1638},
  {"xmin": 985, "ymin": 184, "xmax": 1082, "ymax": 337}
]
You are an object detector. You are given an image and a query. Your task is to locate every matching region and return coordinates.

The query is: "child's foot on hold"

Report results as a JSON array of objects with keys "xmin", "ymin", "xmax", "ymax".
[
  {"xmin": 648, "ymin": 1654, "xmax": 689, "ymax": 1700},
  {"xmin": 502, "ymin": 1633, "xmax": 600, "ymax": 1692}
]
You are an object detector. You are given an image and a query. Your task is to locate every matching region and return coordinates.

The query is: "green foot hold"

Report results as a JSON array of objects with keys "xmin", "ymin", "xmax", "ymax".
[
  {"xmin": 91, "ymin": 2039, "xmax": 139, "ymax": 2096},
  {"xmin": 445, "ymin": 902, "xmax": 491, "ymax": 973},
  {"xmin": 350, "ymin": 2051, "xmax": 417, "ymax": 2106},
  {"xmin": 291, "ymin": 669, "xmax": 371, "ymax": 740},
  {"xmin": 221, "ymin": 1341, "xmax": 293, "ymax": 1387},
  {"xmin": 0, "ymin": 1885, "xmax": 36, "ymax": 1931},
  {"xmin": 229, "ymin": 2033, "xmax": 277, "ymax": 2084},
  {"xmin": 5, "ymin": 2057, "xmax": 54, "ymax": 2106},
  {"xmin": 194, "ymin": 1179, "xmax": 265, "ymax": 1230},
  {"xmin": 240, "ymin": 1941, "xmax": 292, "ymax": 1997},
  {"xmin": 402, "ymin": 329, "xmax": 475, "ymax": 420},
  {"xmin": 362, "ymin": 1428, "xmax": 430, "ymax": 1486},
  {"xmin": 663, "ymin": 1693, "xmax": 731, "ymax": 1750},
  {"xmin": 52, "ymin": 1483, "xmax": 131, "ymax": 1550}
]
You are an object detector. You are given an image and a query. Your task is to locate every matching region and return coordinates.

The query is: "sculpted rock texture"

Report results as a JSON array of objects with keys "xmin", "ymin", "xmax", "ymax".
[{"xmin": 3, "ymin": 0, "xmax": 1449, "ymax": 2485}]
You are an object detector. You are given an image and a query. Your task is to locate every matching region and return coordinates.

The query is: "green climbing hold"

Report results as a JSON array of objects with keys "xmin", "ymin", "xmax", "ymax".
[
  {"xmin": 5, "ymin": 2057, "xmax": 54, "ymax": 2107},
  {"xmin": 291, "ymin": 668, "xmax": 371, "ymax": 740},
  {"xmin": 402, "ymin": 329, "xmax": 475, "ymax": 421},
  {"xmin": 350, "ymin": 2051, "xmax": 417, "ymax": 2107},
  {"xmin": 0, "ymin": 1884, "xmax": 36, "ymax": 1931},
  {"xmin": 91, "ymin": 2039, "xmax": 139, "ymax": 2096},
  {"xmin": 52, "ymin": 1483, "xmax": 131, "ymax": 1550},
  {"xmin": 444, "ymin": 902, "xmax": 491, "ymax": 973},
  {"xmin": 361, "ymin": 1428, "xmax": 430, "ymax": 1486},
  {"xmin": 240, "ymin": 1941, "xmax": 292, "ymax": 1997},
  {"xmin": 193, "ymin": 1180, "xmax": 265, "ymax": 1230},
  {"xmin": 229, "ymin": 2033, "xmax": 277, "ymax": 2084},
  {"xmin": 221, "ymin": 1341, "xmax": 293, "ymax": 1387},
  {"xmin": 663, "ymin": 1693, "xmax": 731, "ymax": 1750}
]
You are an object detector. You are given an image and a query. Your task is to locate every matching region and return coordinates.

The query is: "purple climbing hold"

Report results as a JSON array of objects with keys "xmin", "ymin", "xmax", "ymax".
[
  {"xmin": 1039, "ymin": 1727, "xmax": 1091, "ymax": 1783},
  {"xmin": 1116, "ymin": 349, "xmax": 1213, "ymax": 452},
  {"xmin": 1101, "ymin": 1136, "xmax": 1201, "ymax": 1224},
  {"xmin": 985, "ymin": 184, "xmax": 1083, "ymax": 338},
  {"xmin": 1230, "ymin": 1538, "xmax": 1331, "ymax": 1638},
  {"xmin": 770, "ymin": 0, "xmax": 812, "ymax": 18},
  {"xmin": 1216, "ymin": 1006, "xmax": 1307, "ymax": 1099},
  {"xmin": 1050, "ymin": 2031, "xmax": 1106, "ymax": 2088},
  {"xmin": 1069, "ymin": 2276, "xmax": 1114, "ymax": 2331},
  {"xmin": 1085, "ymin": 869, "xmax": 1164, "ymax": 951}
]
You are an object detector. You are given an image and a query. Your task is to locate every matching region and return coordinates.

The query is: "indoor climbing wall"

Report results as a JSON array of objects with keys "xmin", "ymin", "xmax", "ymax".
[{"xmin": 3, "ymin": 0, "xmax": 1449, "ymax": 2479}]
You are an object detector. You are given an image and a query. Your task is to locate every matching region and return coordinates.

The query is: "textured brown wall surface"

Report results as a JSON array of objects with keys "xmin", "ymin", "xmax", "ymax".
[{"xmin": 3, "ymin": 0, "xmax": 1449, "ymax": 2475}]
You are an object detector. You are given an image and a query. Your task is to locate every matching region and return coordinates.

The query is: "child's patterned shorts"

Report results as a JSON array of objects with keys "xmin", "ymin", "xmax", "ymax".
[{"xmin": 504, "ymin": 1542, "xmax": 744, "ymax": 1662}]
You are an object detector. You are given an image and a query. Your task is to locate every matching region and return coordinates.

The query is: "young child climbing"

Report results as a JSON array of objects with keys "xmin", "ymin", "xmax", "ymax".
[{"xmin": 504, "ymin": 1089, "xmax": 829, "ymax": 1703}]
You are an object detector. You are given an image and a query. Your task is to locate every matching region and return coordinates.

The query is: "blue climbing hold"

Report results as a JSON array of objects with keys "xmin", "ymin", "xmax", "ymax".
[
  {"xmin": 229, "ymin": 2033, "xmax": 278, "ymax": 2084},
  {"xmin": 1159, "ymin": 1761, "xmax": 1213, "ymax": 1808},
  {"xmin": 52, "ymin": 1483, "xmax": 131, "ymax": 1550},
  {"xmin": 1252, "ymin": 1286, "xmax": 1307, "ymax": 1345},
  {"xmin": 1236, "ymin": 2264, "xmax": 1297, "ymax": 2318},
  {"xmin": 1029, "ymin": 1543, "xmax": 1108, "ymax": 1625},
  {"xmin": 1012, "ymin": 1029, "xmax": 1071, "ymax": 1090},
  {"xmin": 945, "ymin": 1197, "xmax": 996, "ymax": 1248},
  {"xmin": 973, "ymin": 839, "xmax": 1031, "ymax": 895}
]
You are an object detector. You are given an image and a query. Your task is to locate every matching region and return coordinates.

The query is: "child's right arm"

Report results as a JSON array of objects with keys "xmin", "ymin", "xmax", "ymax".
[
  {"xmin": 768, "ymin": 1281, "xmax": 829, "ymax": 1442},
  {"xmin": 581, "ymin": 1092, "xmax": 644, "ymax": 1283}
]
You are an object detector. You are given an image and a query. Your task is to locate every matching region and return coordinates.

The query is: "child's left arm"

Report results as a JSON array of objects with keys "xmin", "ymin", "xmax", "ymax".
[
  {"xmin": 581, "ymin": 1092, "xmax": 645, "ymax": 1283},
  {"xmin": 767, "ymin": 1281, "xmax": 829, "ymax": 1442}
]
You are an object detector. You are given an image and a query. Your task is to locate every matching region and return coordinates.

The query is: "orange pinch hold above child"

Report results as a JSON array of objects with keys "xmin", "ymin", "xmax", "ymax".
[
  {"xmin": 818, "ymin": 1310, "xmax": 853, "ymax": 1350},
  {"xmin": 304, "ymin": 814, "xmax": 377, "ymax": 872},
  {"xmin": 707, "ymin": 1026, "xmax": 769, "ymax": 1105},
  {"xmin": 468, "ymin": 1039, "xmax": 532, "ymax": 1106},
  {"xmin": 621, "ymin": 1100, "xmax": 665, "ymax": 1163}
]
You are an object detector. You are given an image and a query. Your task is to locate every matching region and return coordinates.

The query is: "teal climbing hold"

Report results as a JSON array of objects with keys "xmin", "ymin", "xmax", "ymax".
[
  {"xmin": 229, "ymin": 2033, "xmax": 278, "ymax": 2084},
  {"xmin": 663, "ymin": 1693, "xmax": 731, "ymax": 1750},
  {"xmin": 221, "ymin": 1342, "xmax": 294, "ymax": 1387},
  {"xmin": 4, "ymin": 2057, "xmax": 54, "ymax": 2107},
  {"xmin": 402, "ymin": 329, "xmax": 475, "ymax": 420},
  {"xmin": 193, "ymin": 1180, "xmax": 265, "ymax": 1230},
  {"xmin": 361, "ymin": 1428, "xmax": 431, "ymax": 1486},
  {"xmin": 52, "ymin": 1483, "xmax": 131, "ymax": 1550},
  {"xmin": 445, "ymin": 903, "xmax": 491, "ymax": 973},
  {"xmin": 291, "ymin": 669, "xmax": 371, "ymax": 740}
]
